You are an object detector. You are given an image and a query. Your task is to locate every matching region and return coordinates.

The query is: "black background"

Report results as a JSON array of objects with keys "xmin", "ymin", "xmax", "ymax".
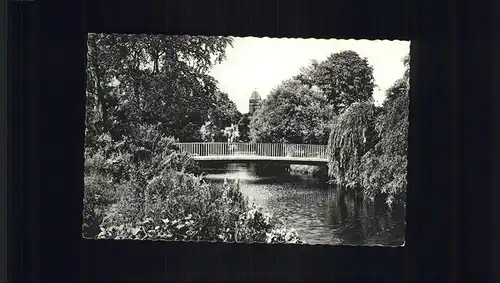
[{"xmin": 7, "ymin": 0, "xmax": 493, "ymax": 282}]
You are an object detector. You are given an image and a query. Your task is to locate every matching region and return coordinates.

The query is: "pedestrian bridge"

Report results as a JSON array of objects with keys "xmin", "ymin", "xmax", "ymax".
[{"xmin": 176, "ymin": 142, "xmax": 329, "ymax": 165}]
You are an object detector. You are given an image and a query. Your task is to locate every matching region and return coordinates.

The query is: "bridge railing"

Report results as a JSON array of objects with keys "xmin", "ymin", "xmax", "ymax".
[{"xmin": 175, "ymin": 142, "xmax": 328, "ymax": 160}]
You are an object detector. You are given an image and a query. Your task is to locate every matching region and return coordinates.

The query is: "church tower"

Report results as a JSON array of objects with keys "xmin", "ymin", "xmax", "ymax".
[{"xmin": 248, "ymin": 89, "xmax": 262, "ymax": 115}]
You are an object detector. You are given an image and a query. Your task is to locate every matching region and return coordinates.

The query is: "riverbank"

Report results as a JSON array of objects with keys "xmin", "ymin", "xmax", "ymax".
[
  {"xmin": 83, "ymin": 149, "xmax": 306, "ymax": 244},
  {"xmin": 289, "ymin": 164, "xmax": 318, "ymax": 174},
  {"xmin": 289, "ymin": 164, "xmax": 329, "ymax": 180}
]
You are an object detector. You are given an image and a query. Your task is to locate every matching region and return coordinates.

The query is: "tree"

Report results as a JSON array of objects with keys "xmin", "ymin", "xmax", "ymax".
[
  {"xmin": 359, "ymin": 53, "xmax": 410, "ymax": 204},
  {"xmin": 383, "ymin": 53, "xmax": 410, "ymax": 107},
  {"xmin": 211, "ymin": 91, "xmax": 241, "ymax": 126},
  {"xmin": 85, "ymin": 34, "xmax": 234, "ymax": 149},
  {"xmin": 326, "ymin": 53, "xmax": 410, "ymax": 204},
  {"xmin": 304, "ymin": 50, "xmax": 375, "ymax": 114},
  {"xmin": 360, "ymin": 90, "xmax": 409, "ymax": 204},
  {"xmin": 236, "ymin": 114, "xmax": 251, "ymax": 142},
  {"xmin": 200, "ymin": 121, "xmax": 219, "ymax": 142},
  {"xmin": 383, "ymin": 78, "xmax": 408, "ymax": 107},
  {"xmin": 293, "ymin": 59, "xmax": 321, "ymax": 88},
  {"xmin": 86, "ymin": 34, "xmax": 127, "ymax": 148},
  {"xmin": 327, "ymin": 102, "xmax": 379, "ymax": 189},
  {"xmin": 249, "ymin": 80, "xmax": 332, "ymax": 144},
  {"xmin": 402, "ymin": 53, "xmax": 410, "ymax": 83},
  {"xmin": 201, "ymin": 91, "xmax": 242, "ymax": 142}
]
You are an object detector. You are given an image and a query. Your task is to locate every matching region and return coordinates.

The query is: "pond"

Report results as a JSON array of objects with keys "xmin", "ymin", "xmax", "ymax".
[{"xmin": 202, "ymin": 163, "xmax": 406, "ymax": 246}]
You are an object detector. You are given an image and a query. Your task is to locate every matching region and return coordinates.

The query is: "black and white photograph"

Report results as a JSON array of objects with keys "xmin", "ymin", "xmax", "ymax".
[{"xmin": 83, "ymin": 34, "xmax": 410, "ymax": 246}]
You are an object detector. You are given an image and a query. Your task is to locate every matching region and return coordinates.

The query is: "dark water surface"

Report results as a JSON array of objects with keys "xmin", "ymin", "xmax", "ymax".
[{"xmin": 203, "ymin": 163, "xmax": 405, "ymax": 246}]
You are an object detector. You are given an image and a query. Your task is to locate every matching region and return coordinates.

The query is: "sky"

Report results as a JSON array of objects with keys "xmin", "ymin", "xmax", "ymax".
[{"xmin": 210, "ymin": 37, "xmax": 410, "ymax": 114}]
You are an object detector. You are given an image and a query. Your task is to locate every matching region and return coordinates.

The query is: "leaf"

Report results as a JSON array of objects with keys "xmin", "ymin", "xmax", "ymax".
[{"xmin": 130, "ymin": 227, "xmax": 141, "ymax": 235}]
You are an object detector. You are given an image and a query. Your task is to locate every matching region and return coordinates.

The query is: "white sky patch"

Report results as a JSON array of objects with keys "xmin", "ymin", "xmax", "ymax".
[{"xmin": 210, "ymin": 37, "xmax": 410, "ymax": 113}]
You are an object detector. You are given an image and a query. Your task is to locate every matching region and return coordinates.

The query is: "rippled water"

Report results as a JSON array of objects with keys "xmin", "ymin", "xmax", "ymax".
[{"xmin": 203, "ymin": 163, "xmax": 405, "ymax": 246}]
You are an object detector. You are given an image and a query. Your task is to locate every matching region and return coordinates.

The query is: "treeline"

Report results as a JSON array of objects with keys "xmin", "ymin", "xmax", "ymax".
[
  {"xmin": 83, "ymin": 34, "xmax": 302, "ymax": 243},
  {"xmin": 248, "ymin": 50, "xmax": 410, "ymax": 205},
  {"xmin": 86, "ymin": 33, "xmax": 242, "ymax": 147},
  {"xmin": 249, "ymin": 50, "xmax": 375, "ymax": 144}
]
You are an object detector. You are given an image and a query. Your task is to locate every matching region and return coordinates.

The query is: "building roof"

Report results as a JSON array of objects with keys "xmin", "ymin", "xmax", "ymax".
[{"xmin": 249, "ymin": 90, "xmax": 261, "ymax": 100}]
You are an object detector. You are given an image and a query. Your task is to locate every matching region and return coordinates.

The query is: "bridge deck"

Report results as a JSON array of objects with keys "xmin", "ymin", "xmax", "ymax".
[
  {"xmin": 176, "ymin": 142, "xmax": 329, "ymax": 165},
  {"xmin": 192, "ymin": 155, "xmax": 328, "ymax": 163}
]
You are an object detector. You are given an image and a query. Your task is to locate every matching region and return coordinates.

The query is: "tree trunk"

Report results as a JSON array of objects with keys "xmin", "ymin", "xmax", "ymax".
[
  {"xmin": 94, "ymin": 68, "xmax": 110, "ymax": 134},
  {"xmin": 87, "ymin": 37, "xmax": 110, "ymax": 135}
]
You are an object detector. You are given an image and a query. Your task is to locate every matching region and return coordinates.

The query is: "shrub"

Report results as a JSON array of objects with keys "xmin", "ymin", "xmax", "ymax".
[
  {"xmin": 82, "ymin": 140, "xmax": 200, "ymax": 236},
  {"xmin": 289, "ymin": 164, "xmax": 319, "ymax": 175},
  {"xmin": 82, "ymin": 183, "xmax": 100, "ymax": 238},
  {"xmin": 83, "ymin": 124, "xmax": 304, "ymax": 244},
  {"xmin": 97, "ymin": 215, "xmax": 198, "ymax": 241},
  {"xmin": 82, "ymin": 169, "xmax": 122, "ymax": 237},
  {"xmin": 94, "ymin": 170, "xmax": 304, "ymax": 244},
  {"xmin": 266, "ymin": 226, "xmax": 304, "ymax": 244}
]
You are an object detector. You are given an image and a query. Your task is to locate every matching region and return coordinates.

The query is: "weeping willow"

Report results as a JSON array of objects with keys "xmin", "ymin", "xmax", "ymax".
[
  {"xmin": 327, "ymin": 102, "xmax": 378, "ymax": 190},
  {"xmin": 362, "ymin": 91, "xmax": 409, "ymax": 202},
  {"xmin": 328, "ymin": 53, "xmax": 410, "ymax": 204}
]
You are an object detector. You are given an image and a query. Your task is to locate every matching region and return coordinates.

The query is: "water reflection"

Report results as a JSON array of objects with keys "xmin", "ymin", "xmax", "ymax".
[{"xmin": 202, "ymin": 163, "xmax": 405, "ymax": 246}]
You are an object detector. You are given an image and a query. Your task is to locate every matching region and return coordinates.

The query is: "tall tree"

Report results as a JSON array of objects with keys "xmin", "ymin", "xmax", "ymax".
[
  {"xmin": 402, "ymin": 53, "xmax": 410, "ymax": 83},
  {"xmin": 304, "ymin": 50, "xmax": 375, "ymax": 114},
  {"xmin": 383, "ymin": 53, "xmax": 410, "ymax": 107},
  {"xmin": 200, "ymin": 91, "xmax": 242, "ymax": 142},
  {"xmin": 383, "ymin": 78, "xmax": 408, "ymax": 107},
  {"xmin": 327, "ymin": 102, "xmax": 379, "ymax": 189},
  {"xmin": 208, "ymin": 91, "xmax": 241, "ymax": 130},
  {"xmin": 85, "ymin": 34, "xmax": 233, "ymax": 148},
  {"xmin": 249, "ymin": 80, "xmax": 332, "ymax": 144},
  {"xmin": 236, "ymin": 114, "xmax": 251, "ymax": 142},
  {"xmin": 360, "ymin": 53, "xmax": 410, "ymax": 204},
  {"xmin": 293, "ymin": 59, "xmax": 321, "ymax": 88}
]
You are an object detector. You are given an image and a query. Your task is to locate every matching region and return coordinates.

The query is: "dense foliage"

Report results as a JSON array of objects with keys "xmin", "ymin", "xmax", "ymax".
[
  {"xmin": 249, "ymin": 79, "xmax": 334, "ymax": 144},
  {"xmin": 249, "ymin": 50, "xmax": 375, "ymax": 145},
  {"xmin": 84, "ymin": 35, "xmax": 408, "ymax": 242},
  {"xmin": 247, "ymin": 49, "xmax": 409, "ymax": 205},
  {"xmin": 83, "ymin": 130, "xmax": 304, "ymax": 243},
  {"xmin": 83, "ymin": 34, "xmax": 303, "ymax": 243},
  {"xmin": 246, "ymin": 49, "xmax": 409, "ymax": 205},
  {"xmin": 360, "ymin": 89, "xmax": 409, "ymax": 204},
  {"xmin": 294, "ymin": 51, "xmax": 376, "ymax": 113},
  {"xmin": 200, "ymin": 91, "xmax": 242, "ymax": 142},
  {"xmin": 86, "ymin": 33, "xmax": 238, "ymax": 148},
  {"xmin": 236, "ymin": 114, "xmax": 252, "ymax": 142},
  {"xmin": 327, "ymin": 54, "xmax": 410, "ymax": 205},
  {"xmin": 327, "ymin": 102, "xmax": 379, "ymax": 188}
]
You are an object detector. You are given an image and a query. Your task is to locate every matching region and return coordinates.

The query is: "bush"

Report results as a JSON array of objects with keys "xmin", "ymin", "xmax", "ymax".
[
  {"xmin": 82, "ymin": 135, "xmax": 200, "ymax": 236},
  {"xmin": 93, "ymin": 169, "xmax": 304, "ymax": 244},
  {"xmin": 82, "ymin": 169, "xmax": 121, "ymax": 237},
  {"xmin": 83, "ymin": 124, "xmax": 304, "ymax": 244},
  {"xmin": 82, "ymin": 183, "xmax": 100, "ymax": 238},
  {"xmin": 289, "ymin": 165, "xmax": 318, "ymax": 175}
]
